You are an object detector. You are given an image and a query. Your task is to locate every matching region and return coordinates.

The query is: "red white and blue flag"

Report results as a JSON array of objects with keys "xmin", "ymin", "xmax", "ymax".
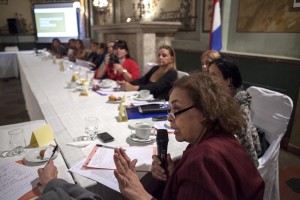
[{"xmin": 209, "ymin": 0, "xmax": 222, "ymax": 51}]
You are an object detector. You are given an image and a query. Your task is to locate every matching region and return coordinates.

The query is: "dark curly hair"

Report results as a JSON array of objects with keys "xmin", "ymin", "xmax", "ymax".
[{"xmin": 171, "ymin": 72, "xmax": 244, "ymax": 134}]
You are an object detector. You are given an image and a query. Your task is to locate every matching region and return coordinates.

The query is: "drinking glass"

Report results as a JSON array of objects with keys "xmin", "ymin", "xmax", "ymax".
[
  {"xmin": 85, "ymin": 117, "xmax": 98, "ymax": 140},
  {"xmin": 7, "ymin": 129, "xmax": 26, "ymax": 157},
  {"xmin": 79, "ymin": 71, "xmax": 88, "ymax": 85},
  {"xmin": 79, "ymin": 71, "xmax": 88, "ymax": 91}
]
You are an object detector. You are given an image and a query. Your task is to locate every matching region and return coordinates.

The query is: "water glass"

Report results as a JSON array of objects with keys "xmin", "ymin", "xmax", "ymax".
[
  {"xmin": 85, "ymin": 117, "xmax": 98, "ymax": 140},
  {"xmin": 7, "ymin": 129, "xmax": 26, "ymax": 157}
]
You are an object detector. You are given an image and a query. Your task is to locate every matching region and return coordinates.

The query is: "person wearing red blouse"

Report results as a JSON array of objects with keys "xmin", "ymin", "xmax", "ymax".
[{"xmin": 94, "ymin": 40, "xmax": 140, "ymax": 82}]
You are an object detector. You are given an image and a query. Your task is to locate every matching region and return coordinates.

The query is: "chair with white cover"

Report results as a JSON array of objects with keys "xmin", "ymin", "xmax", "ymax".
[
  {"xmin": 247, "ymin": 86, "xmax": 293, "ymax": 200},
  {"xmin": 4, "ymin": 46, "xmax": 19, "ymax": 52},
  {"xmin": 143, "ymin": 62, "xmax": 157, "ymax": 75},
  {"xmin": 177, "ymin": 70, "xmax": 189, "ymax": 79}
]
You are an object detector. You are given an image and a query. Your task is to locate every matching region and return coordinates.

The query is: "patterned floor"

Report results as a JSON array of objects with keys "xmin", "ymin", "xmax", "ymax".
[{"xmin": 1, "ymin": 77, "xmax": 300, "ymax": 199}]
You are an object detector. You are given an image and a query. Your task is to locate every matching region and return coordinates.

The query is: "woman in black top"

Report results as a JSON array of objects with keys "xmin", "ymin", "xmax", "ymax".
[{"xmin": 118, "ymin": 45, "xmax": 177, "ymax": 100}]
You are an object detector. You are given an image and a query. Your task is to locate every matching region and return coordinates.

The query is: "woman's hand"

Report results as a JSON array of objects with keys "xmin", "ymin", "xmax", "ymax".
[
  {"xmin": 104, "ymin": 53, "xmax": 110, "ymax": 66},
  {"xmin": 151, "ymin": 154, "xmax": 174, "ymax": 181},
  {"xmin": 113, "ymin": 148, "xmax": 153, "ymax": 200},
  {"xmin": 114, "ymin": 63, "xmax": 123, "ymax": 73},
  {"xmin": 37, "ymin": 160, "xmax": 58, "ymax": 186},
  {"xmin": 117, "ymin": 81, "xmax": 138, "ymax": 91}
]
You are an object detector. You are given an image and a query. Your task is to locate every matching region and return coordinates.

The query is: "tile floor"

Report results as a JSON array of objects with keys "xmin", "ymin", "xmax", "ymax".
[{"xmin": 1, "ymin": 77, "xmax": 300, "ymax": 199}]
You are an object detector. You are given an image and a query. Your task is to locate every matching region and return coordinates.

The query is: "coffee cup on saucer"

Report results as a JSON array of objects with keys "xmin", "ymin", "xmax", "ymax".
[
  {"xmin": 100, "ymin": 80, "xmax": 111, "ymax": 87},
  {"xmin": 139, "ymin": 90, "xmax": 150, "ymax": 99},
  {"xmin": 135, "ymin": 124, "xmax": 153, "ymax": 139}
]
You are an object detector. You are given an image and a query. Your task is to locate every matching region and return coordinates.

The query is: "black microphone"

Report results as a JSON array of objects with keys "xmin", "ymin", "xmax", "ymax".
[{"xmin": 156, "ymin": 129, "xmax": 169, "ymax": 174}]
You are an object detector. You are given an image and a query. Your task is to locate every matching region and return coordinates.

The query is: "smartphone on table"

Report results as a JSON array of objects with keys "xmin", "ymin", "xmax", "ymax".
[{"xmin": 97, "ymin": 132, "xmax": 114, "ymax": 143}]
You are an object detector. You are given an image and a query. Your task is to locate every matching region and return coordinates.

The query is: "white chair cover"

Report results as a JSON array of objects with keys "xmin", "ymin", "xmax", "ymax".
[
  {"xmin": 247, "ymin": 86, "xmax": 293, "ymax": 200},
  {"xmin": 177, "ymin": 70, "xmax": 189, "ymax": 78},
  {"xmin": 143, "ymin": 62, "xmax": 157, "ymax": 75},
  {"xmin": 4, "ymin": 46, "xmax": 19, "ymax": 52}
]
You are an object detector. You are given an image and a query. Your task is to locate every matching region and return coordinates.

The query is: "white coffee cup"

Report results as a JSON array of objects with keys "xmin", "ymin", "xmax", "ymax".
[
  {"xmin": 139, "ymin": 90, "xmax": 150, "ymax": 99},
  {"xmin": 100, "ymin": 80, "xmax": 111, "ymax": 87},
  {"xmin": 135, "ymin": 124, "xmax": 153, "ymax": 139}
]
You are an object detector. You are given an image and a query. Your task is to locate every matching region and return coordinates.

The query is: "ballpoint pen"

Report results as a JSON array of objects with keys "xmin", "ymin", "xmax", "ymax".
[{"xmin": 46, "ymin": 145, "xmax": 58, "ymax": 164}]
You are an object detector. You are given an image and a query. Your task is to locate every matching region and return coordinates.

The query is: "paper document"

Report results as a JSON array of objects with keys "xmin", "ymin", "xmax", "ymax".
[
  {"xmin": 69, "ymin": 159, "xmax": 120, "ymax": 192},
  {"xmin": 69, "ymin": 159, "xmax": 148, "ymax": 192},
  {"xmin": 84, "ymin": 145, "xmax": 155, "ymax": 172},
  {"xmin": 0, "ymin": 162, "xmax": 38, "ymax": 200}
]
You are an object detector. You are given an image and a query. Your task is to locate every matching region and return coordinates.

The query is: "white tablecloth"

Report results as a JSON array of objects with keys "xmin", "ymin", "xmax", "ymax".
[
  {"xmin": 15, "ymin": 52, "xmax": 188, "ymax": 199},
  {"xmin": 0, "ymin": 120, "xmax": 74, "ymax": 197},
  {"xmin": 0, "ymin": 52, "xmax": 19, "ymax": 78}
]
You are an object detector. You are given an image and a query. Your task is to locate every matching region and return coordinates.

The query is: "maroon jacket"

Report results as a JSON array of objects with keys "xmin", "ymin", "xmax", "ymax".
[{"xmin": 162, "ymin": 130, "xmax": 264, "ymax": 200}]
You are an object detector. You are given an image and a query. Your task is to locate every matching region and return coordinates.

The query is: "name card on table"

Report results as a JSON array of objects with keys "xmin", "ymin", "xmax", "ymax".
[
  {"xmin": 29, "ymin": 124, "xmax": 55, "ymax": 147},
  {"xmin": 80, "ymin": 85, "xmax": 89, "ymax": 96},
  {"xmin": 117, "ymin": 103, "xmax": 128, "ymax": 122}
]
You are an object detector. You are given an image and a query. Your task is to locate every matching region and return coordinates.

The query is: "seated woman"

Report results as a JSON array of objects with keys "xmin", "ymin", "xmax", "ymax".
[
  {"xmin": 117, "ymin": 45, "xmax": 177, "ymax": 100},
  {"xmin": 73, "ymin": 39, "xmax": 87, "ymax": 60},
  {"xmin": 200, "ymin": 50, "xmax": 220, "ymax": 71},
  {"xmin": 48, "ymin": 38, "xmax": 66, "ymax": 59},
  {"xmin": 88, "ymin": 42, "xmax": 107, "ymax": 70},
  {"xmin": 94, "ymin": 40, "xmax": 140, "ymax": 82},
  {"xmin": 36, "ymin": 160, "xmax": 102, "ymax": 200},
  {"xmin": 36, "ymin": 73, "xmax": 264, "ymax": 200},
  {"xmin": 208, "ymin": 57, "xmax": 261, "ymax": 167},
  {"xmin": 113, "ymin": 73, "xmax": 264, "ymax": 200}
]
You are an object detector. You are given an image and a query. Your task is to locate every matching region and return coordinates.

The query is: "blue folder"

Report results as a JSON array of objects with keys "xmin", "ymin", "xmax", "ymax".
[{"xmin": 126, "ymin": 107, "xmax": 168, "ymax": 120}]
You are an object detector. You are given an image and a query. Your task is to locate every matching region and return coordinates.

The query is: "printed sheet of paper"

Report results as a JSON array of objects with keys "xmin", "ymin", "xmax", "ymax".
[
  {"xmin": 0, "ymin": 162, "xmax": 38, "ymax": 200},
  {"xmin": 69, "ymin": 159, "xmax": 120, "ymax": 192},
  {"xmin": 85, "ymin": 146, "xmax": 154, "ymax": 172}
]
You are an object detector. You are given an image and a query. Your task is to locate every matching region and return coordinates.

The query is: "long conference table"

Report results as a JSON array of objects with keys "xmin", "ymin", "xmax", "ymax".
[{"xmin": 13, "ymin": 51, "xmax": 188, "ymax": 199}]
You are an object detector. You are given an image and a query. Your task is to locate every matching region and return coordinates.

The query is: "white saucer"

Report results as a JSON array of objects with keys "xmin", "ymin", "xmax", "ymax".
[
  {"xmin": 129, "ymin": 133, "xmax": 156, "ymax": 143},
  {"xmin": 98, "ymin": 83, "xmax": 112, "ymax": 88},
  {"xmin": 134, "ymin": 95, "xmax": 154, "ymax": 101},
  {"xmin": 24, "ymin": 146, "xmax": 58, "ymax": 163},
  {"xmin": 99, "ymin": 87, "xmax": 114, "ymax": 92}
]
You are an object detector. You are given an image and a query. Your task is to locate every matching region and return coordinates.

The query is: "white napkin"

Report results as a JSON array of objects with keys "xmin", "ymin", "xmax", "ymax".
[{"xmin": 66, "ymin": 141, "xmax": 94, "ymax": 148}]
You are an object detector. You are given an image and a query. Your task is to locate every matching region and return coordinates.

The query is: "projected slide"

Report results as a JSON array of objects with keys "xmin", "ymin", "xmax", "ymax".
[
  {"xmin": 33, "ymin": 3, "xmax": 79, "ymax": 42},
  {"xmin": 36, "ymin": 13, "xmax": 66, "ymax": 33}
]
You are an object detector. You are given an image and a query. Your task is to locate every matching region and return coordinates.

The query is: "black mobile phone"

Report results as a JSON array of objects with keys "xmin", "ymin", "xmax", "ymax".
[
  {"xmin": 152, "ymin": 116, "xmax": 168, "ymax": 121},
  {"xmin": 97, "ymin": 132, "xmax": 114, "ymax": 143}
]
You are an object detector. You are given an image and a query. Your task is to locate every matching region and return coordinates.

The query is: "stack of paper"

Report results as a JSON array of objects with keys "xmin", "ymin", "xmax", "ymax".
[{"xmin": 69, "ymin": 145, "xmax": 155, "ymax": 192}]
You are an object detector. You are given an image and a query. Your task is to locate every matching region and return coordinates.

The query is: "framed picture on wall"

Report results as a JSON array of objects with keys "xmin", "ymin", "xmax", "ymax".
[
  {"xmin": 202, "ymin": 0, "xmax": 213, "ymax": 32},
  {"xmin": 294, "ymin": 0, "xmax": 300, "ymax": 7},
  {"xmin": 0, "ymin": 0, "xmax": 8, "ymax": 5}
]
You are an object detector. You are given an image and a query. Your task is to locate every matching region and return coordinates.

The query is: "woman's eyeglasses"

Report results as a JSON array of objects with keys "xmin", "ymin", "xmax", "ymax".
[{"xmin": 168, "ymin": 105, "xmax": 195, "ymax": 120}]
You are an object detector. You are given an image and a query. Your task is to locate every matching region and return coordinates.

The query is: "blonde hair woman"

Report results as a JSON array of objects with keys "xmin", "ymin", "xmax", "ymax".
[
  {"xmin": 118, "ymin": 45, "xmax": 177, "ymax": 100},
  {"xmin": 200, "ymin": 50, "xmax": 220, "ymax": 71}
]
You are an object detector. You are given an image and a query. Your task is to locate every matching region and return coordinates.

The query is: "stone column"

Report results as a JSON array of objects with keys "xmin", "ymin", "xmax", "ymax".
[{"xmin": 92, "ymin": 21, "xmax": 181, "ymax": 72}]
